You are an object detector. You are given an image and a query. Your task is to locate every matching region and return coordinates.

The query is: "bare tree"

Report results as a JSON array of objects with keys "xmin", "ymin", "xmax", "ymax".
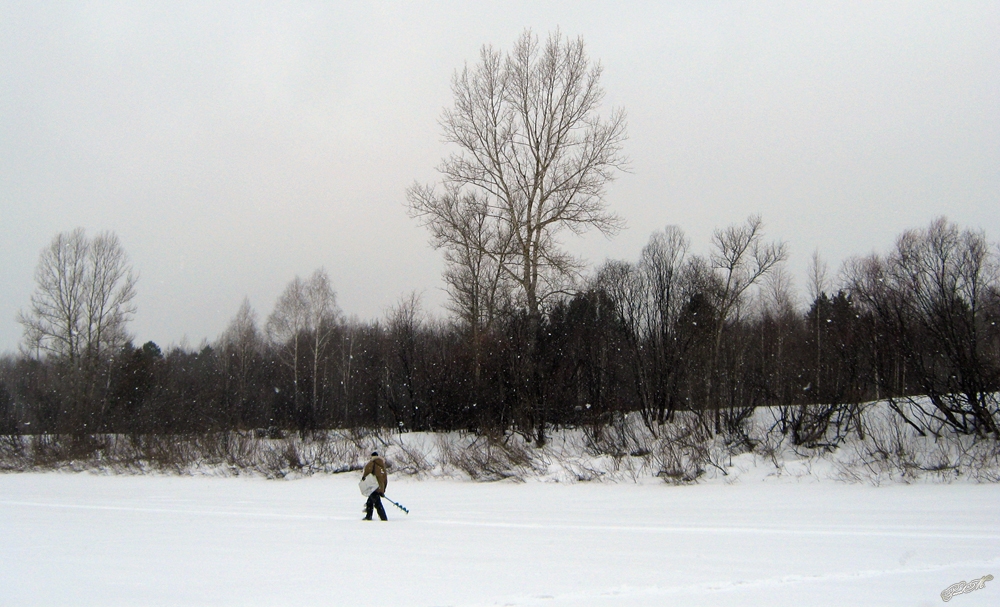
[
  {"xmin": 407, "ymin": 186, "xmax": 512, "ymax": 390},
  {"xmin": 639, "ymin": 226, "xmax": 690, "ymax": 340},
  {"xmin": 384, "ymin": 292, "xmax": 425, "ymax": 431},
  {"xmin": 710, "ymin": 216, "xmax": 787, "ymax": 334},
  {"xmin": 218, "ymin": 297, "xmax": 263, "ymax": 427},
  {"xmin": 19, "ymin": 229, "xmax": 137, "ymax": 363},
  {"xmin": 266, "ymin": 270, "xmax": 339, "ymax": 432},
  {"xmin": 707, "ymin": 215, "xmax": 787, "ymax": 432},
  {"xmin": 17, "ymin": 228, "xmax": 137, "ymax": 433},
  {"xmin": 807, "ymin": 249, "xmax": 829, "ymax": 303},
  {"xmin": 806, "ymin": 249, "xmax": 830, "ymax": 396},
  {"xmin": 303, "ymin": 269, "xmax": 339, "ymax": 425},
  {"xmin": 408, "ymin": 186, "xmax": 511, "ymax": 332},
  {"xmin": 408, "ymin": 29, "xmax": 628, "ymax": 443},
  {"xmin": 757, "ymin": 262, "xmax": 807, "ymax": 426},
  {"xmin": 847, "ymin": 218, "xmax": 1000, "ymax": 438},
  {"xmin": 410, "ymin": 29, "xmax": 628, "ymax": 315},
  {"xmin": 635, "ymin": 226, "xmax": 690, "ymax": 426},
  {"xmin": 267, "ymin": 277, "xmax": 308, "ymax": 427}
]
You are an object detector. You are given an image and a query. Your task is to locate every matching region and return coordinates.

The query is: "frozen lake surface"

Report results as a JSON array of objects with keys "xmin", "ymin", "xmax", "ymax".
[{"xmin": 2, "ymin": 472, "xmax": 998, "ymax": 606}]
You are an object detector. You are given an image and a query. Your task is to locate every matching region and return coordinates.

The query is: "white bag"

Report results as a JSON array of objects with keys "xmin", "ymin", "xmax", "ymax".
[{"xmin": 359, "ymin": 474, "xmax": 379, "ymax": 497}]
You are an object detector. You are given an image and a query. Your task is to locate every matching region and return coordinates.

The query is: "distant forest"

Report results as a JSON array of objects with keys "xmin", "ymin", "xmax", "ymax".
[
  {"xmin": 2, "ymin": 217, "xmax": 998, "ymax": 453},
  {"xmin": 2, "ymin": 29, "xmax": 998, "ymax": 462}
]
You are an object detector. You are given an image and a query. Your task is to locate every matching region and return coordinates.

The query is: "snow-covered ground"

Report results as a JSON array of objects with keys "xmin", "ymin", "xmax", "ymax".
[{"xmin": 2, "ymin": 471, "xmax": 998, "ymax": 606}]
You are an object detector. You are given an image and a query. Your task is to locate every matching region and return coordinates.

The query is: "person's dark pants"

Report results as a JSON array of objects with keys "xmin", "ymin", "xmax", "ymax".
[{"xmin": 365, "ymin": 491, "xmax": 387, "ymax": 521}]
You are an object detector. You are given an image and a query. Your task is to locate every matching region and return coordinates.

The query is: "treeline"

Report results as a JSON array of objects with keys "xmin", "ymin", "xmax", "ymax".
[{"xmin": 2, "ymin": 217, "xmax": 998, "ymax": 447}]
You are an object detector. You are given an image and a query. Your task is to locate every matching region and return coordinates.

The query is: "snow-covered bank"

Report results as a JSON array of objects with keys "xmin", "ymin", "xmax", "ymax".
[
  {"xmin": 3, "ymin": 401, "xmax": 999, "ymax": 485},
  {"xmin": 1, "ymin": 472, "xmax": 998, "ymax": 606}
]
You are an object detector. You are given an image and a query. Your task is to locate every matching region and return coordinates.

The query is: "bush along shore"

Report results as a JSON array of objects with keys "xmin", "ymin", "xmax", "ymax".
[{"xmin": 2, "ymin": 399, "xmax": 998, "ymax": 485}]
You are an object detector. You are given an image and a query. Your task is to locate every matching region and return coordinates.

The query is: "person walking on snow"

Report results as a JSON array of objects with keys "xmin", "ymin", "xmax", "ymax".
[{"xmin": 362, "ymin": 451, "xmax": 388, "ymax": 521}]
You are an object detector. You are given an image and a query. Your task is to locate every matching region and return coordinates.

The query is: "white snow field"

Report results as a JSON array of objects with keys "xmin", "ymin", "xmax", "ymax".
[{"xmin": 1, "ymin": 472, "xmax": 998, "ymax": 607}]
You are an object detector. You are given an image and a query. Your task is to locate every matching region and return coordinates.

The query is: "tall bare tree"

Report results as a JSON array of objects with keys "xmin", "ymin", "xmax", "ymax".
[
  {"xmin": 639, "ymin": 226, "xmax": 690, "ymax": 341},
  {"xmin": 631, "ymin": 226, "xmax": 691, "ymax": 427},
  {"xmin": 707, "ymin": 215, "xmax": 787, "ymax": 432},
  {"xmin": 303, "ymin": 269, "xmax": 339, "ymax": 425},
  {"xmin": 267, "ymin": 276, "xmax": 308, "ymax": 425},
  {"xmin": 807, "ymin": 249, "xmax": 830, "ymax": 396},
  {"xmin": 408, "ymin": 29, "xmax": 628, "ymax": 443},
  {"xmin": 19, "ymin": 229, "xmax": 137, "ymax": 362},
  {"xmin": 266, "ymin": 269, "xmax": 339, "ymax": 431},
  {"xmin": 218, "ymin": 297, "xmax": 263, "ymax": 427},
  {"xmin": 409, "ymin": 29, "xmax": 627, "ymax": 318},
  {"xmin": 595, "ymin": 229, "xmax": 689, "ymax": 431},
  {"xmin": 17, "ymin": 228, "xmax": 137, "ymax": 432}
]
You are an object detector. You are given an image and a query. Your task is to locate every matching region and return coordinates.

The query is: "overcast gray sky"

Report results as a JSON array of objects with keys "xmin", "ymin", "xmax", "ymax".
[{"xmin": 2, "ymin": 1, "xmax": 998, "ymax": 354}]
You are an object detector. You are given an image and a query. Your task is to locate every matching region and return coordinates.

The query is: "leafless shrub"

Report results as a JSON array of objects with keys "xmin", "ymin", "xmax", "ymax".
[
  {"xmin": 0, "ymin": 430, "xmax": 380, "ymax": 478},
  {"xmin": 344, "ymin": 426, "xmax": 393, "ymax": 457},
  {"xmin": 3, "ymin": 401, "xmax": 993, "ymax": 484},
  {"xmin": 583, "ymin": 412, "xmax": 653, "ymax": 458},
  {"xmin": 32, "ymin": 434, "xmax": 98, "ymax": 469},
  {"xmin": 437, "ymin": 432, "xmax": 543, "ymax": 481},
  {"xmin": 247, "ymin": 431, "xmax": 368, "ymax": 477},
  {"xmin": 720, "ymin": 406, "xmax": 757, "ymax": 453},
  {"xmin": 580, "ymin": 411, "xmax": 758, "ymax": 484},
  {"xmin": 835, "ymin": 405, "xmax": 1000, "ymax": 484},
  {"xmin": 961, "ymin": 439, "xmax": 1000, "ymax": 482},
  {"xmin": 387, "ymin": 437, "xmax": 433, "ymax": 476},
  {"xmin": 560, "ymin": 457, "xmax": 608, "ymax": 482},
  {"xmin": 771, "ymin": 402, "xmax": 865, "ymax": 450},
  {"xmin": 135, "ymin": 435, "xmax": 195, "ymax": 474},
  {"xmin": 196, "ymin": 432, "xmax": 256, "ymax": 470},
  {"xmin": 312, "ymin": 431, "xmax": 370, "ymax": 473},
  {"xmin": 533, "ymin": 432, "xmax": 611, "ymax": 482},
  {"xmin": 653, "ymin": 412, "xmax": 731, "ymax": 484},
  {"xmin": 576, "ymin": 414, "xmax": 659, "ymax": 481},
  {"xmin": 750, "ymin": 418, "xmax": 787, "ymax": 470},
  {"xmin": 0, "ymin": 434, "xmax": 28, "ymax": 471}
]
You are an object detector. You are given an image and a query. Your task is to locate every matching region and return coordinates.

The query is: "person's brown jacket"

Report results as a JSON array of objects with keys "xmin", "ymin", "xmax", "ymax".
[{"xmin": 362, "ymin": 456, "xmax": 387, "ymax": 494}]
